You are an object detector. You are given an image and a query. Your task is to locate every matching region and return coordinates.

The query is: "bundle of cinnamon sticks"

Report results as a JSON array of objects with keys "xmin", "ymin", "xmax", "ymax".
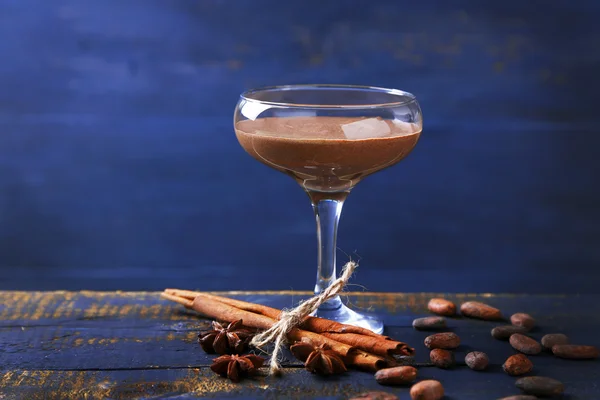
[{"xmin": 161, "ymin": 289, "xmax": 414, "ymax": 372}]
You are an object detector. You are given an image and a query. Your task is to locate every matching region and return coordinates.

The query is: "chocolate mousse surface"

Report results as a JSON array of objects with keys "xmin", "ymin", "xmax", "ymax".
[{"xmin": 235, "ymin": 116, "xmax": 421, "ymax": 192}]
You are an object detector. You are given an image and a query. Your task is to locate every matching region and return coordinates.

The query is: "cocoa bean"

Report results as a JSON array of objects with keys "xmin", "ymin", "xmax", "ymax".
[
  {"xmin": 410, "ymin": 380, "xmax": 444, "ymax": 400},
  {"xmin": 510, "ymin": 313, "xmax": 535, "ymax": 330},
  {"xmin": 350, "ymin": 391, "xmax": 399, "ymax": 400},
  {"xmin": 552, "ymin": 344, "xmax": 599, "ymax": 359},
  {"xmin": 424, "ymin": 332, "xmax": 460, "ymax": 349},
  {"xmin": 502, "ymin": 354, "xmax": 533, "ymax": 376},
  {"xmin": 491, "ymin": 325, "xmax": 529, "ymax": 340},
  {"xmin": 510, "ymin": 334, "xmax": 542, "ymax": 355},
  {"xmin": 374, "ymin": 366, "xmax": 417, "ymax": 386},
  {"xmin": 541, "ymin": 333, "xmax": 569, "ymax": 350},
  {"xmin": 515, "ymin": 376, "xmax": 564, "ymax": 397},
  {"xmin": 465, "ymin": 351, "xmax": 489, "ymax": 371},
  {"xmin": 460, "ymin": 301, "xmax": 502, "ymax": 320},
  {"xmin": 412, "ymin": 316, "xmax": 447, "ymax": 331},
  {"xmin": 429, "ymin": 348, "xmax": 454, "ymax": 369},
  {"xmin": 497, "ymin": 396, "xmax": 538, "ymax": 400},
  {"xmin": 427, "ymin": 298, "xmax": 456, "ymax": 316}
]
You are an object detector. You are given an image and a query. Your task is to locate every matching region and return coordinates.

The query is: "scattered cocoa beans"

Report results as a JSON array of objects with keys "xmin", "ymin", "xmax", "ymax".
[
  {"xmin": 541, "ymin": 333, "xmax": 569, "ymax": 350},
  {"xmin": 503, "ymin": 354, "xmax": 533, "ymax": 376},
  {"xmin": 510, "ymin": 313, "xmax": 535, "ymax": 330},
  {"xmin": 410, "ymin": 380, "xmax": 444, "ymax": 400},
  {"xmin": 374, "ymin": 366, "xmax": 417, "ymax": 386},
  {"xmin": 424, "ymin": 332, "xmax": 460, "ymax": 349},
  {"xmin": 413, "ymin": 316, "xmax": 447, "ymax": 331},
  {"xmin": 552, "ymin": 344, "xmax": 600, "ymax": 359},
  {"xmin": 509, "ymin": 334, "xmax": 542, "ymax": 355},
  {"xmin": 349, "ymin": 391, "xmax": 399, "ymax": 400},
  {"xmin": 465, "ymin": 351, "xmax": 489, "ymax": 371},
  {"xmin": 460, "ymin": 301, "xmax": 502, "ymax": 320},
  {"xmin": 491, "ymin": 325, "xmax": 529, "ymax": 341},
  {"xmin": 430, "ymin": 348, "xmax": 454, "ymax": 369},
  {"xmin": 427, "ymin": 298, "xmax": 456, "ymax": 316},
  {"xmin": 379, "ymin": 301, "xmax": 592, "ymax": 397},
  {"xmin": 515, "ymin": 376, "xmax": 564, "ymax": 397}
]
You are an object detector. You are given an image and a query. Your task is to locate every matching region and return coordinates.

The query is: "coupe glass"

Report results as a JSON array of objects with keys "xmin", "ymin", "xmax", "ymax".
[{"xmin": 233, "ymin": 84, "xmax": 422, "ymax": 333}]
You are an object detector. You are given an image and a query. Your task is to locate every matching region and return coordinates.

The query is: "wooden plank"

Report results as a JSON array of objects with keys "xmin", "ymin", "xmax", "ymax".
[
  {"xmin": 1, "ymin": 291, "xmax": 594, "ymax": 321},
  {"xmin": 0, "ymin": 368, "xmax": 473, "ymax": 400},
  {"xmin": 3, "ymin": 322, "xmax": 599, "ymax": 371},
  {"xmin": 0, "ymin": 291, "xmax": 597, "ymax": 328},
  {"xmin": 1, "ymin": 363, "xmax": 599, "ymax": 399},
  {"xmin": 1, "ymin": 291, "xmax": 599, "ymax": 399}
]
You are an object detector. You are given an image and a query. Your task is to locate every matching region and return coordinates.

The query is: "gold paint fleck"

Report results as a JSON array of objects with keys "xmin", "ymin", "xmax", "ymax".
[
  {"xmin": 139, "ymin": 305, "xmax": 149, "ymax": 318},
  {"xmin": 119, "ymin": 304, "xmax": 133, "ymax": 317},
  {"xmin": 36, "ymin": 370, "xmax": 51, "ymax": 386},
  {"xmin": 85, "ymin": 303, "xmax": 100, "ymax": 318},
  {"xmin": 9, "ymin": 293, "xmax": 27, "ymax": 320},
  {"xmin": 98, "ymin": 303, "xmax": 110, "ymax": 317},
  {"xmin": 30, "ymin": 294, "xmax": 50, "ymax": 320},
  {"xmin": 73, "ymin": 370, "xmax": 85, "ymax": 394},
  {"xmin": 14, "ymin": 371, "xmax": 31, "ymax": 386},
  {"xmin": 0, "ymin": 371, "xmax": 15, "ymax": 386},
  {"xmin": 63, "ymin": 302, "xmax": 76, "ymax": 318},
  {"xmin": 149, "ymin": 304, "xmax": 162, "ymax": 318},
  {"xmin": 185, "ymin": 331, "xmax": 198, "ymax": 342}
]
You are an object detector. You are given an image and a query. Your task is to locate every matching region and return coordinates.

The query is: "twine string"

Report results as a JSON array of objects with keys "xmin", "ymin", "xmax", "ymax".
[{"xmin": 250, "ymin": 261, "xmax": 358, "ymax": 375}]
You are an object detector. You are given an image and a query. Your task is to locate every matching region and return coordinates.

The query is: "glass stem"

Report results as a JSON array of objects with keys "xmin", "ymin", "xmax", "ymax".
[{"xmin": 311, "ymin": 193, "xmax": 347, "ymax": 311}]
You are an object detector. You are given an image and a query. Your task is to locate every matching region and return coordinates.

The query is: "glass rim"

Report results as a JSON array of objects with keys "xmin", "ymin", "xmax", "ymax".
[{"xmin": 239, "ymin": 84, "xmax": 417, "ymax": 109}]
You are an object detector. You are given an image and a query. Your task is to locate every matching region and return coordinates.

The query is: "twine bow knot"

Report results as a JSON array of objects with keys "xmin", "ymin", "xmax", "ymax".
[{"xmin": 250, "ymin": 261, "xmax": 358, "ymax": 375}]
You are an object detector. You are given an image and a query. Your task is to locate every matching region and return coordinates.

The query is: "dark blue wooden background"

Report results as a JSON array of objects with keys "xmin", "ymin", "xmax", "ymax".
[{"xmin": 0, "ymin": 0, "xmax": 598, "ymax": 293}]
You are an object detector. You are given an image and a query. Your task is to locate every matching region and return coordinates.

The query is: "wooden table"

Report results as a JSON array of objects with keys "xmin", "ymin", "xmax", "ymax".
[{"xmin": 1, "ymin": 291, "xmax": 598, "ymax": 399}]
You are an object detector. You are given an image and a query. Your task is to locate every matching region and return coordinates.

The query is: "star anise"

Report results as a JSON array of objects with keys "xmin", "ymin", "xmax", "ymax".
[
  {"xmin": 210, "ymin": 354, "xmax": 265, "ymax": 382},
  {"xmin": 198, "ymin": 319, "xmax": 254, "ymax": 354},
  {"xmin": 290, "ymin": 340, "xmax": 347, "ymax": 375}
]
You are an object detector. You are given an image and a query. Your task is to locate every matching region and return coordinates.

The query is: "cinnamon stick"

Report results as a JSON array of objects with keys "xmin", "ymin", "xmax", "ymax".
[
  {"xmin": 161, "ymin": 291, "xmax": 392, "ymax": 371},
  {"xmin": 321, "ymin": 332, "xmax": 411, "ymax": 357},
  {"xmin": 164, "ymin": 289, "xmax": 414, "ymax": 357}
]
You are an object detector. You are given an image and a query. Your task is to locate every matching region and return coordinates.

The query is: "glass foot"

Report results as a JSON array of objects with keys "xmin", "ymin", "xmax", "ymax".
[{"xmin": 312, "ymin": 303, "xmax": 384, "ymax": 334}]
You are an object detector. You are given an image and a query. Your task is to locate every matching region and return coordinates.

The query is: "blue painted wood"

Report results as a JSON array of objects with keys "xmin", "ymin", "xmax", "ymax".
[
  {"xmin": 1, "ymin": 291, "xmax": 599, "ymax": 399},
  {"xmin": 0, "ymin": 0, "xmax": 599, "ymax": 292}
]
